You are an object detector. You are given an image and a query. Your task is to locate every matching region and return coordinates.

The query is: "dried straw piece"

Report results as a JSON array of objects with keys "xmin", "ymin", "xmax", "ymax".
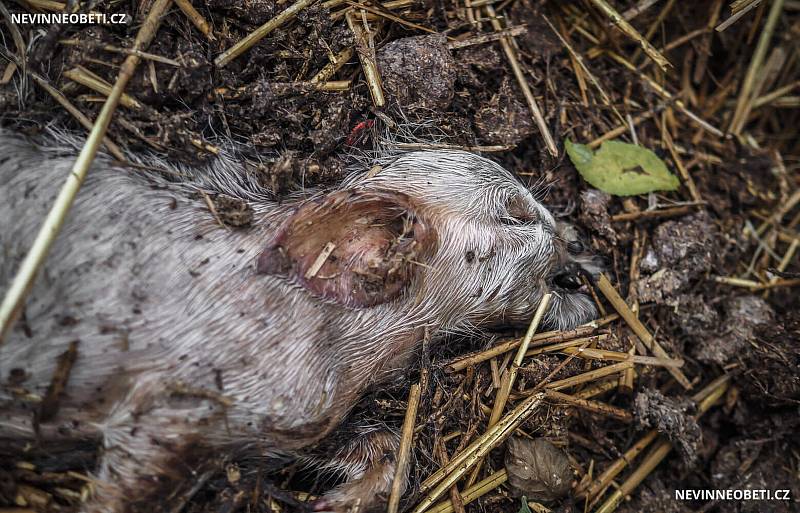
[
  {"xmin": 0, "ymin": 0, "xmax": 173, "ymax": 344},
  {"xmin": 619, "ymin": 343, "xmax": 636, "ymax": 395},
  {"xmin": 214, "ymin": 0, "xmax": 318, "ymax": 68},
  {"xmin": 59, "ymin": 39, "xmax": 181, "ymax": 66},
  {"xmin": 346, "ymin": 11, "xmax": 386, "ymax": 107},
  {"xmin": 175, "ymin": 0, "xmax": 216, "ymax": 41},
  {"xmin": 416, "ymin": 392, "xmax": 546, "ymax": 504},
  {"xmin": 588, "ymin": 107, "xmax": 663, "ymax": 148},
  {"xmin": 621, "ymin": 0, "xmax": 661, "ymax": 20},
  {"xmin": 595, "ymin": 274, "xmax": 692, "ymax": 389},
  {"xmin": 468, "ymin": 294, "xmax": 551, "ymax": 486},
  {"xmin": 387, "ymin": 382, "xmax": 422, "ymax": 513},
  {"xmin": 484, "ymin": 5, "xmax": 558, "ymax": 157},
  {"xmin": 394, "ymin": 142, "xmax": 510, "ymax": 152},
  {"xmin": 343, "ymin": 0, "xmax": 439, "ymax": 36},
  {"xmin": 765, "ymin": 238, "xmax": 799, "ymax": 291},
  {"xmin": 587, "ymin": 0, "xmax": 671, "ymax": 71},
  {"xmin": 574, "ymin": 377, "xmax": 620, "ymax": 400},
  {"xmin": 714, "ymin": 276, "xmax": 800, "ymax": 291},
  {"xmin": 728, "ymin": 0, "xmax": 787, "ymax": 134},
  {"xmin": 525, "ymin": 335, "xmax": 610, "ymax": 358},
  {"xmin": 716, "ymin": 0, "xmax": 763, "ymax": 31},
  {"xmin": 577, "ymin": 429, "xmax": 658, "ymax": 500},
  {"xmin": 753, "ymin": 79, "xmax": 800, "ymax": 108},
  {"xmin": 63, "ymin": 67, "xmax": 143, "ymax": 110},
  {"xmin": 610, "ymin": 205, "xmax": 694, "ymax": 222},
  {"xmin": 560, "ymin": 346, "xmax": 684, "ymax": 368},
  {"xmin": 310, "ymin": 47, "xmax": 354, "ymax": 83},
  {"xmin": 426, "ymin": 470, "xmax": 508, "ymax": 513},
  {"xmin": 660, "ymin": 118, "xmax": 701, "ymax": 202},
  {"xmin": 446, "ymin": 325, "xmax": 601, "ymax": 372},
  {"xmin": 0, "ymin": 61, "xmax": 16, "ymax": 84},
  {"xmin": 545, "ymin": 390, "xmax": 632, "ymax": 422},
  {"xmin": 304, "ymin": 242, "xmax": 336, "ymax": 279},
  {"xmin": 544, "ymin": 361, "xmax": 633, "ymax": 391},
  {"xmin": 487, "ymin": 294, "xmax": 551, "ymax": 426},
  {"xmin": 447, "ymin": 26, "xmax": 527, "ymax": 50}
]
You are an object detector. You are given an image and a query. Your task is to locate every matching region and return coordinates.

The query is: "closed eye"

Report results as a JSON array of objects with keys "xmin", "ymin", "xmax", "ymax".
[
  {"xmin": 502, "ymin": 194, "xmax": 541, "ymax": 226},
  {"xmin": 499, "ymin": 215, "xmax": 526, "ymax": 226}
]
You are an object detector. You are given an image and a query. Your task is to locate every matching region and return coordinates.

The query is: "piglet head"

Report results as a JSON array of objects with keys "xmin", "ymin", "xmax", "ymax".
[
  {"xmin": 258, "ymin": 150, "xmax": 599, "ymax": 330},
  {"xmin": 344, "ymin": 150, "xmax": 600, "ymax": 330}
]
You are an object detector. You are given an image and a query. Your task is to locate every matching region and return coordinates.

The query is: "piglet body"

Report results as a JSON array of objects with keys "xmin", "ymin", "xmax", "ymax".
[{"xmin": 0, "ymin": 131, "xmax": 597, "ymax": 512}]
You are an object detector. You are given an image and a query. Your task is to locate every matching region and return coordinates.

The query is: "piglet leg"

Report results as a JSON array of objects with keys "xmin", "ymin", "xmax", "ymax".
[{"xmin": 311, "ymin": 428, "xmax": 406, "ymax": 513}]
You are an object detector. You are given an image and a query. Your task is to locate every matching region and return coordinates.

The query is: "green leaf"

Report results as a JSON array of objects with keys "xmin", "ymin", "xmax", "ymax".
[
  {"xmin": 565, "ymin": 139, "xmax": 680, "ymax": 196},
  {"xmin": 518, "ymin": 496, "xmax": 532, "ymax": 513}
]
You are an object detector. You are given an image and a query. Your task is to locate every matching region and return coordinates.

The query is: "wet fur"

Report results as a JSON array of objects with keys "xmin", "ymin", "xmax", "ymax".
[{"xmin": 0, "ymin": 130, "xmax": 596, "ymax": 511}]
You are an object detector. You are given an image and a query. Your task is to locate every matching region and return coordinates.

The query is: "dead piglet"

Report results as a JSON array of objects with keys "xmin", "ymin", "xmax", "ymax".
[{"xmin": 1, "ymin": 135, "xmax": 602, "ymax": 513}]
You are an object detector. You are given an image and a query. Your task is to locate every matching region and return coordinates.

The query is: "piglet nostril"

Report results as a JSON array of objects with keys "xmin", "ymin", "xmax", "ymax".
[{"xmin": 554, "ymin": 273, "xmax": 582, "ymax": 290}]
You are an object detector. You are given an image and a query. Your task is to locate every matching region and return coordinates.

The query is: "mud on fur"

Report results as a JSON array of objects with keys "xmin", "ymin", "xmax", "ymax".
[{"xmin": 0, "ymin": 129, "xmax": 601, "ymax": 512}]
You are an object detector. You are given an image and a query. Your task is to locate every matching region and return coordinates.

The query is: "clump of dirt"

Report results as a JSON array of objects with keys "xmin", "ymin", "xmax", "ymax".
[
  {"xmin": 694, "ymin": 295, "xmax": 773, "ymax": 366},
  {"xmin": 376, "ymin": 34, "xmax": 457, "ymax": 111},
  {"xmin": 212, "ymin": 194, "xmax": 254, "ymax": 227},
  {"xmin": 474, "ymin": 78, "xmax": 534, "ymax": 147},
  {"xmin": 674, "ymin": 294, "xmax": 721, "ymax": 339},
  {"xmin": 578, "ymin": 189, "xmax": 617, "ymax": 245},
  {"xmin": 634, "ymin": 389, "xmax": 701, "ymax": 464},
  {"xmin": 453, "ymin": 44, "xmax": 504, "ymax": 85},
  {"xmin": 635, "ymin": 213, "xmax": 717, "ymax": 304}
]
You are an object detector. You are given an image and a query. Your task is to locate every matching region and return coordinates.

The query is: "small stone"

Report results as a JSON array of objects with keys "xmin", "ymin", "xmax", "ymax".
[
  {"xmin": 639, "ymin": 248, "xmax": 659, "ymax": 273},
  {"xmin": 474, "ymin": 78, "xmax": 533, "ymax": 147}
]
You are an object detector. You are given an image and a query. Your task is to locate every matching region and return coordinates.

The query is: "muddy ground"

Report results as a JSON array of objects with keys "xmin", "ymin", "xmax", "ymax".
[{"xmin": 0, "ymin": 0, "xmax": 799, "ymax": 512}]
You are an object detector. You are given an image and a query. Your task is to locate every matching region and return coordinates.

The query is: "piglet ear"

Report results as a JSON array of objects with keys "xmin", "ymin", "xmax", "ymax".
[{"xmin": 257, "ymin": 189, "xmax": 437, "ymax": 308}]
